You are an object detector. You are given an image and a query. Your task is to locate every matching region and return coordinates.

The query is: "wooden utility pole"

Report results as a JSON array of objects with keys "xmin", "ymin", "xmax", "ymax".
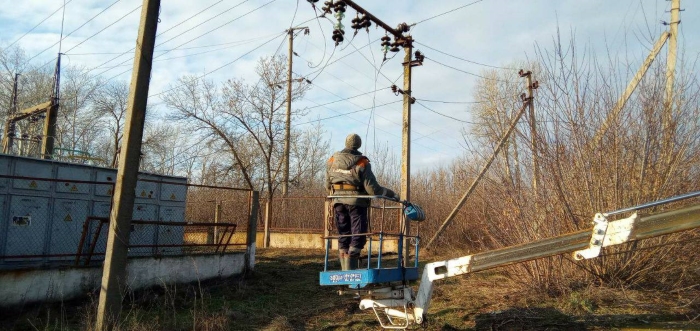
[{"xmin": 95, "ymin": 0, "xmax": 160, "ymax": 329}]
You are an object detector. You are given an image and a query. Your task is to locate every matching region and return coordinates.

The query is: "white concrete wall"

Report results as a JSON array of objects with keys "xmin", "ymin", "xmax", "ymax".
[{"xmin": 0, "ymin": 253, "xmax": 246, "ymax": 307}]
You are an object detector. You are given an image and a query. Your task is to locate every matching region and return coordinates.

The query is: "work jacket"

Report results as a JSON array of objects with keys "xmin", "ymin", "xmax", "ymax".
[{"xmin": 325, "ymin": 148, "xmax": 397, "ymax": 207}]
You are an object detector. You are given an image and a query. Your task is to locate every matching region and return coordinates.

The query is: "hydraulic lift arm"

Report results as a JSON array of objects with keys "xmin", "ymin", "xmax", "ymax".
[{"xmin": 359, "ymin": 194, "xmax": 700, "ymax": 328}]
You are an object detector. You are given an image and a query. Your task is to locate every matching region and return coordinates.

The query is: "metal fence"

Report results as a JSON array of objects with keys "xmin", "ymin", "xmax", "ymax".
[
  {"xmin": 0, "ymin": 172, "xmax": 256, "ymax": 270},
  {"xmin": 74, "ymin": 217, "xmax": 240, "ymax": 265}
]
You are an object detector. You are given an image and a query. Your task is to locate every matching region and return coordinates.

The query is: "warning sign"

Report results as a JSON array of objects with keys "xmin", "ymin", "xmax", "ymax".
[
  {"xmin": 71, "ymin": 185, "xmax": 78, "ymax": 192},
  {"xmin": 141, "ymin": 190, "xmax": 147, "ymax": 197},
  {"xmin": 170, "ymin": 193, "xmax": 176, "ymax": 200},
  {"xmin": 12, "ymin": 216, "xmax": 31, "ymax": 226},
  {"xmin": 64, "ymin": 214, "xmax": 73, "ymax": 222},
  {"xmin": 29, "ymin": 181, "xmax": 37, "ymax": 189}
]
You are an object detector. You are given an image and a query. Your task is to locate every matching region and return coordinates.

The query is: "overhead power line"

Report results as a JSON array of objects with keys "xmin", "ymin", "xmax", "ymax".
[
  {"xmin": 416, "ymin": 101, "xmax": 475, "ymax": 124},
  {"xmin": 413, "ymin": 0, "xmax": 485, "ymax": 25},
  {"xmin": 415, "ymin": 41, "xmax": 516, "ymax": 70},
  {"xmin": 95, "ymin": 0, "xmax": 277, "ymax": 76},
  {"xmin": 88, "ymin": 0, "xmax": 244, "ymax": 74},
  {"xmin": 428, "ymin": 57, "xmax": 512, "ymax": 83},
  {"xmin": 295, "ymin": 100, "xmax": 401, "ymax": 126},
  {"xmin": 149, "ymin": 31, "xmax": 286, "ymax": 97},
  {"xmin": 4, "ymin": 0, "xmax": 74, "ymax": 50},
  {"xmin": 63, "ymin": 4, "xmax": 142, "ymax": 54},
  {"xmin": 302, "ymin": 87, "xmax": 390, "ymax": 110},
  {"xmin": 417, "ymin": 97, "xmax": 510, "ymax": 104},
  {"xmin": 27, "ymin": 0, "xmax": 123, "ymax": 64}
]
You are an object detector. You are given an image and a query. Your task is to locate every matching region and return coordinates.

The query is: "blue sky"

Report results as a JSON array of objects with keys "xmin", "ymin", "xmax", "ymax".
[{"xmin": 1, "ymin": 0, "xmax": 696, "ymax": 171}]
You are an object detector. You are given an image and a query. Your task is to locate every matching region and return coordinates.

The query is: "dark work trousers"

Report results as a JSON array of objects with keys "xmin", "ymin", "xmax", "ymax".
[{"xmin": 334, "ymin": 204, "xmax": 368, "ymax": 252}]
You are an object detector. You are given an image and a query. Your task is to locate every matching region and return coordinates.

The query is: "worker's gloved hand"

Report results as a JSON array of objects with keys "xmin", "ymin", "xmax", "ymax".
[{"xmin": 384, "ymin": 188, "xmax": 399, "ymax": 201}]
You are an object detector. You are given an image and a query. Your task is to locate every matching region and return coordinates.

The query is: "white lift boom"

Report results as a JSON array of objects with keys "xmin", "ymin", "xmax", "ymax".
[{"xmin": 358, "ymin": 193, "xmax": 700, "ymax": 329}]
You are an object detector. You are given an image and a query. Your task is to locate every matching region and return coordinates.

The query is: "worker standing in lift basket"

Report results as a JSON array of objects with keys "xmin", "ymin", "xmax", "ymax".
[{"xmin": 326, "ymin": 133, "xmax": 399, "ymax": 270}]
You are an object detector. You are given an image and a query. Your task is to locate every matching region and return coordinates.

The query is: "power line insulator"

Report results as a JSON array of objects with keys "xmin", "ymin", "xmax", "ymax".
[
  {"xmin": 414, "ymin": 50, "xmax": 425, "ymax": 62},
  {"xmin": 333, "ymin": 0, "xmax": 346, "ymax": 12},
  {"xmin": 306, "ymin": 0, "xmax": 319, "ymax": 2},
  {"xmin": 351, "ymin": 17, "xmax": 360, "ymax": 30}
]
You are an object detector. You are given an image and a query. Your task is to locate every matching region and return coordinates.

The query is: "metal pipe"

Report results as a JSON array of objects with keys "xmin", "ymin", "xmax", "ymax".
[{"xmin": 604, "ymin": 191, "xmax": 700, "ymax": 216}]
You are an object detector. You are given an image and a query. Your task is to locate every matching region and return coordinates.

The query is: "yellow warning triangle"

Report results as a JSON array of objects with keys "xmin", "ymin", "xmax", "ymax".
[
  {"xmin": 140, "ymin": 190, "xmax": 147, "ymax": 197},
  {"xmin": 71, "ymin": 185, "xmax": 78, "ymax": 192},
  {"xmin": 170, "ymin": 193, "xmax": 176, "ymax": 200},
  {"xmin": 29, "ymin": 181, "xmax": 37, "ymax": 188},
  {"xmin": 64, "ymin": 214, "xmax": 73, "ymax": 222}
]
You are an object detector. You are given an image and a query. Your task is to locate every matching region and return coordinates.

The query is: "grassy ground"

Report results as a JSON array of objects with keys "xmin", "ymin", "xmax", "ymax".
[{"xmin": 1, "ymin": 248, "xmax": 699, "ymax": 330}]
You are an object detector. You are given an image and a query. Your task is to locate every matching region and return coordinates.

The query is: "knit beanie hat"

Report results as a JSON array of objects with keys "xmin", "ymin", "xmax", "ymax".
[{"xmin": 345, "ymin": 133, "xmax": 362, "ymax": 149}]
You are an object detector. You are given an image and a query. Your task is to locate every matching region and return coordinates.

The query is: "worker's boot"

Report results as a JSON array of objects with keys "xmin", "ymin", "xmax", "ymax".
[
  {"xmin": 339, "ymin": 249, "xmax": 349, "ymax": 270},
  {"xmin": 348, "ymin": 247, "xmax": 361, "ymax": 270}
]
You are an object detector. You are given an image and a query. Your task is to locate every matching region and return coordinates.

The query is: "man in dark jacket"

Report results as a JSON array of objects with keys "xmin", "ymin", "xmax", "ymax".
[{"xmin": 326, "ymin": 133, "xmax": 398, "ymax": 270}]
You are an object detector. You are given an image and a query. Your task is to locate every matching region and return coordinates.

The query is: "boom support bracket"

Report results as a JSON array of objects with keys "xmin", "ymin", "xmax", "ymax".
[{"xmin": 574, "ymin": 212, "xmax": 638, "ymax": 260}]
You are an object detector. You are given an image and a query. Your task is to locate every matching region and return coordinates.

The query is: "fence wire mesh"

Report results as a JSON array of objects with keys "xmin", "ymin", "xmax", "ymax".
[{"xmin": 0, "ymin": 174, "xmax": 254, "ymax": 270}]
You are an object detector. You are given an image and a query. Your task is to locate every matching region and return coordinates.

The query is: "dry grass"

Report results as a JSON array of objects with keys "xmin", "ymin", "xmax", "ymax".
[{"xmin": 1, "ymin": 248, "xmax": 699, "ymax": 330}]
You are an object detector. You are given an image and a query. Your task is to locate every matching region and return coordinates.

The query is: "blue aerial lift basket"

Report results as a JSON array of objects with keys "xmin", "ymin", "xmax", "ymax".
[{"xmin": 320, "ymin": 195, "xmax": 421, "ymax": 288}]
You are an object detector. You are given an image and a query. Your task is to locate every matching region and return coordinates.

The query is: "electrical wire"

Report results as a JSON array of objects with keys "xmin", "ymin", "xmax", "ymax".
[
  {"xmin": 89, "ymin": 0, "xmax": 243, "ymax": 74},
  {"xmin": 157, "ymin": 0, "xmax": 275, "ymax": 58},
  {"xmin": 415, "ymin": 41, "xmax": 517, "ymax": 70},
  {"xmin": 149, "ymin": 31, "xmax": 287, "ymax": 97},
  {"xmin": 295, "ymin": 100, "xmax": 401, "ymax": 126},
  {"xmin": 428, "ymin": 57, "xmax": 512, "ymax": 83},
  {"xmin": 302, "ymin": 87, "xmax": 389, "ymax": 110},
  {"xmin": 107, "ymin": 0, "xmax": 278, "ymax": 77},
  {"xmin": 26, "ymin": 0, "xmax": 123, "ymax": 64},
  {"xmin": 3, "ymin": 0, "xmax": 74, "ymax": 50},
  {"xmin": 416, "ymin": 97, "xmax": 510, "ymax": 104},
  {"xmin": 297, "ymin": 95, "xmax": 459, "ymax": 156},
  {"xmin": 412, "ymin": 0, "xmax": 485, "ymax": 26},
  {"xmin": 416, "ymin": 101, "xmax": 475, "ymax": 124},
  {"xmin": 63, "ymin": 4, "xmax": 142, "ymax": 55}
]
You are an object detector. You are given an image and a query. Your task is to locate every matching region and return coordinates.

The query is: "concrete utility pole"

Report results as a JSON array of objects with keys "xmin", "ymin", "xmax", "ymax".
[
  {"xmin": 400, "ymin": 41, "xmax": 412, "ymax": 267},
  {"xmin": 282, "ymin": 26, "xmax": 308, "ymax": 196},
  {"xmin": 426, "ymin": 94, "xmax": 533, "ymax": 249},
  {"xmin": 95, "ymin": 0, "xmax": 160, "ymax": 329},
  {"xmin": 590, "ymin": 32, "xmax": 669, "ymax": 147},
  {"xmin": 520, "ymin": 70, "xmax": 539, "ymax": 210},
  {"xmin": 663, "ymin": 0, "xmax": 680, "ymax": 147}
]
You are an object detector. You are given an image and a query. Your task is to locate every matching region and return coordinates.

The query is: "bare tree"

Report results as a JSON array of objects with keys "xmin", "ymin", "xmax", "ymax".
[
  {"xmin": 55, "ymin": 66, "xmax": 103, "ymax": 162},
  {"xmin": 91, "ymin": 81, "xmax": 129, "ymax": 167},
  {"xmin": 162, "ymin": 55, "xmax": 311, "ymax": 202}
]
